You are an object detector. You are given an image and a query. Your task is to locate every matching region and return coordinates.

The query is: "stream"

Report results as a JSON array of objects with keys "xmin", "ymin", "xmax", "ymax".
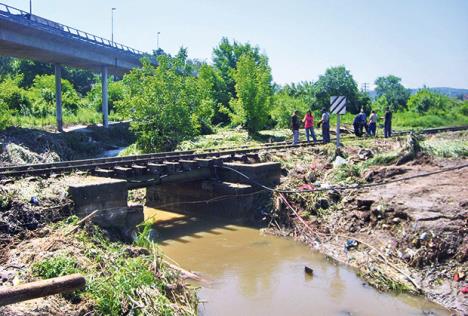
[{"xmin": 146, "ymin": 208, "xmax": 449, "ymax": 316}]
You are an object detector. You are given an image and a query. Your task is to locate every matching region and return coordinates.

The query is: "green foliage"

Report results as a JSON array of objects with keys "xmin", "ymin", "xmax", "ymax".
[
  {"xmin": 271, "ymin": 93, "xmax": 310, "ymax": 128},
  {"xmin": 374, "ymin": 75, "xmax": 410, "ymax": 112},
  {"xmin": 118, "ymin": 54, "xmax": 204, "ymax": 151},
  {"xmin": 0, "ymin": 76, "xmax": 31, "ymax": 113},
  {"xmin": 422, "ymin": 135, "xmax": 468, "ymax": 157},
  {"xmin": 212, "ymin": 37, "xmax": 262, "ymax": 103},
  {"xmin": 314, "ymin": 66, "xmax": 365, "ymax": 114},
  {"xmin": 332, "ymin": 163, "xmax": 362, "ymax": 184},
  {"xmin": 11, "ymin": 58, "xmax": 94, "ymax": 94},
  {"xmin": 407, "ymin": 88, "xmax": 456, "ymax": 114},
  {"xmin": 32, "ymin": 255, "xmax": 80, "ymax": 279},
  {"xmin": 29, "ymin": 74, "xmax": 81, "ymax": 116},
  {"xmin": 0, "ymin": 100, "xmax": 13, "ymax": 130},
  {"xmin": 86, "ymin": 79, "xmax": 126, "ymax": 115},
  {"xmin": 227, "ymin": 54, "xmax": 273, "ymax": 134}
]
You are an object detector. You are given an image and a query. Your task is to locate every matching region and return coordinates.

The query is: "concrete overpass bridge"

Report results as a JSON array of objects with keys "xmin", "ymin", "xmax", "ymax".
[{"xmin": 0, "ymin": 2, "xmax": 155, "ymax": 131}]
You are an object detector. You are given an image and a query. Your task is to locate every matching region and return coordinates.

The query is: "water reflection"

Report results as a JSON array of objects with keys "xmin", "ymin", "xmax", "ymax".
[{"xmin": 146, "ymin": 208, "xmax": 449, "ymax": 316}]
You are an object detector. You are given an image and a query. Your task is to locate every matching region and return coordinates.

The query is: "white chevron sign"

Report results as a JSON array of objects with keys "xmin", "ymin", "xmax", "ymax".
[{"xmin": 330, "ymin": 96, "xmax": 347, "ymax": 114}]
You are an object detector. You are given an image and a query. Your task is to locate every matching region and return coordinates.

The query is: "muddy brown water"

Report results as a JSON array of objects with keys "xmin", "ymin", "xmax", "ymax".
[{"xmin": 146, "ymin": 208, "xmax": 449, "ymax": 316}]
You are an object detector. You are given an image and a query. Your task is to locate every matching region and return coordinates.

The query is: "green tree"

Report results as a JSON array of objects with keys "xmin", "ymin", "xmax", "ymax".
[
  {"xmin": 0, "ymin": 100, "xmax": 13, "ymax": 130},
  {"xmin": 314, "ymin": 66, "xmax": 362, "ymax": 114},
  {"xmin": 271, "ymin": 92, "xmax": 309, "ymax": 128},
  {"xmin": 212, "ymin": 38, "xmax": 262, "ymax": 109},
  {"xmin": 197, "ymin": 64, "xmax": 229, "ymax": 125},
  {"xmin": 407, "ymin": 89, "xmax": 455, "ymax": 114},
  {"xmin": 86, "ymin": 79, "xmax": 126, "ymax": 115},
  {"xmin": 29, "ymin": 75, "xmax": 81, "ymax": 116},
  {"xmin": 11, "ymin": 59, "xmax": 95, "ymax": 95},
  {"xmin": 0, "ymin": 76, "xmax": 31, "ymax": 113},
  {"xmin": 118, "ymin": 54, "xmax": 211, "ymax": 152},
  {"xmin": 228, "ymin": 54, "xmax": 273, "ymax": 134},
  {"xmin": 374, "ymin": 75, "xmax": 410, "ymax": 111}
]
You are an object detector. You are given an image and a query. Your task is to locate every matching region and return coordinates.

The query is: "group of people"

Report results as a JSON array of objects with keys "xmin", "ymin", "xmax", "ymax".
[
  {"xmin": 290, "ymin": 107, "xmax": 393, "ymax": 144},
  {"xmin": 352, "ymin": 108, "xmax": 392, "ymax": 138},
  {"xmin": 290, "ymin": 108, "xmax": 331, "ymax": 145}
]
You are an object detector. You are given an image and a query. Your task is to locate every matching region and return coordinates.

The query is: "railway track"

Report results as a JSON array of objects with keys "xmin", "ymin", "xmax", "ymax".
[{"xmin": 0, "ymin": 125, "xmax": 466, "ymax": 179}]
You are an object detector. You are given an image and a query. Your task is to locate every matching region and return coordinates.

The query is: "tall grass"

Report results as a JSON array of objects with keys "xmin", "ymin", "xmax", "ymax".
[{"xmin": 11, "ymin": 107, "xmax": 101, "ymax": 129}]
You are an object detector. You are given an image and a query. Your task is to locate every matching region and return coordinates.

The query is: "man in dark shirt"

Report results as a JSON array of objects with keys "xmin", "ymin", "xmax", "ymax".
[
  {"xmin": 291, "ymin": 111, "xmax": 300, "ymax": 144},
  {"xmin": 384, "ymin": 108, "xmax": 392, "ymax": 138}
]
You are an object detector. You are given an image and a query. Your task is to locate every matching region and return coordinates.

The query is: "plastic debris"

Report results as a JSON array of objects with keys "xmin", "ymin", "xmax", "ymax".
[
  {"xmin": 344, "ymin": 239, "xmax": 359, "ymax": 251},
  {"xmin": 333, "ymin": 156, "xmax": 347, "ymax": 167},
  {"xmin": 30, "ymin": 196, "xmax": 39, "ymax": 206}
]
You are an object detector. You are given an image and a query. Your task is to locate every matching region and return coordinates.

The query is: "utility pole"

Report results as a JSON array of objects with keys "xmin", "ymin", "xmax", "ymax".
[
  {"xmin": 362, "ymin": 82, "xmax": 369, "ymax": 93},
  {"xmin": 111, "ymin": 8, "xmax": 116, "ymax": 45},
  {"xmin": 157, "ymin": 32, "xmax": 161, "ymax": 50}
]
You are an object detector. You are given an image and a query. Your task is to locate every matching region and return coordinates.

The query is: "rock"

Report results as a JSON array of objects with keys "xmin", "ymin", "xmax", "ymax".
[
  {"xmin": 420, "ymin": 232, "xmax": 428, "ymax": 241},
  {"xmin": 306, "ymin": 172, "xmax": 317, "ymax": 183},
  {"xmin": 304, "ymin": 266, "xmax": 314, "ymax": 276},
  {"xmin": 316, "ymin": 198, "xmax": 329, "ymax": 209},
  {"xmin": 358, "ymin": 148, "xmax": 374, "ymax": 160},
  {"xmin": 352, "ymin": 210, "xmax": 371, "ymax": 222},
  {"xmin": 392, "ymin": 217, "xmax": 401, "ymax": 224},
  {"xmin": 327, "ymin": 190, "xmax": 341, "ymax": 203},
  {"xmin": 356, "ymin": 199, "xmax": 374, "ymax": 210},
  {"xmin": 394, "ymin": 210, "xmax": 409, "ymax": 220}
]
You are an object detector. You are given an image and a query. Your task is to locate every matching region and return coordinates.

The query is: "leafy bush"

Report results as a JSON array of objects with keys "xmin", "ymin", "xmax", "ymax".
[
  {"xmin": 407, "ymin": 89, "xmax": 456, "ymax": 114},
  {"xmin": 271, "ymin": 93, "xmax": 309, "ymax": 128},
  {"xmin": 0, "ymin": 100, "xmax": 13, "ymax": 130},
  {"xmin": 227, "ymin": 54, "xmax": 273, "ymax": 134},
  {"xmin": 32, "ymin": 255, "xmax": 80, "ymax": 279},
  {"xmin": 29, "ymin": 74, "xmax": 82, "ymax": 116},
  {"xmin": 0, "ymin": 76, "xmax": 31, "ymax": 113},
  {"xmin": 118, "ymin": 56, "xmax": 204, "ymax": 152},
  {"xmin": 86, "ymin": 79, "xmax": 126, "ymax": 115}
]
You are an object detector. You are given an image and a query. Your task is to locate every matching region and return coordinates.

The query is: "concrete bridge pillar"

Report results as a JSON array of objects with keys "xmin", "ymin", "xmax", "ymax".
[
  {"xmin": 54, "ymin": 64, "xmax": 63, "ymax": 132},
  {"xmin": 102, "ymin": 66, "xmax": 109, "ymax": 128}
]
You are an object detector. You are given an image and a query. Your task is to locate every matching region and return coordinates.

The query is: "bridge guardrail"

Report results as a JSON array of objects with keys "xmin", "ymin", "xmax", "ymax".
[{"xmin": 0, "ymin": 2, "xmax": 145, "ymax": 56}]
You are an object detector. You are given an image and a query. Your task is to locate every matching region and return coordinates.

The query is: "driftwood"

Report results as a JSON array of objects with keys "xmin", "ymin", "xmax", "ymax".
[{"xmin": 0, "ymin": 274, "xmax": 86, "ymax": 307}]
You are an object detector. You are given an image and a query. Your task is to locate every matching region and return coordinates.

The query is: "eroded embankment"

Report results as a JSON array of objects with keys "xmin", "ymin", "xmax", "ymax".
[
  {"xmin": 0, "ymin": 175, "xmax": 198, "ymax": 315},
  {"xmin": 0, "ymin": 122, "xmax": 134, "ymax": 167},
  {"xmin": 262, "ymin": 132, "xmax": 468, "ymax": 314}
]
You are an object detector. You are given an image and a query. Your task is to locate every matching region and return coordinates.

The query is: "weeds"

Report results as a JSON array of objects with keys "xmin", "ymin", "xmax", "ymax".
[
  {"xmin": 27, "ymin": 221, "xmax": 198, "ymax": 316},
  {"xmin": 422, "ymin": 137, "xmax": 468, "ymax": 158},
  {"xmin": 32, "ymin": 255, "xmax": 80, "ymax": 279}
]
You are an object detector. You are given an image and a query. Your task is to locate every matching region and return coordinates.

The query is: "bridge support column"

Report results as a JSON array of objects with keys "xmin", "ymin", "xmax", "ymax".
[
  {"xmin": 102, "ymin": 66, "xmax": 109, "ymax": 128},
  {"xmin": 54, "ymin": 64, "xmax": 63, "ymax": 132}
]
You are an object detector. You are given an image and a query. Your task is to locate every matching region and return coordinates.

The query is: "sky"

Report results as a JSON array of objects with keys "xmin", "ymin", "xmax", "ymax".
[{"xmin": 3, "ymin": 0, "xmax": 468, "ymax": 89}]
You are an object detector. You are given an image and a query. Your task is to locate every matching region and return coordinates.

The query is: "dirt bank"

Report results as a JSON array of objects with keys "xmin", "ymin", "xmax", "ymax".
[
  {"xmin": 0, "ymin": 174, "xmax": 198, "ymax": 315},
  {"xmin": 263, "ymin": 132, "xmax": 468, "ymax": 314},
  {"xmin": 0, "ymin": 122, "xmax": 134, "ymax": 166}
]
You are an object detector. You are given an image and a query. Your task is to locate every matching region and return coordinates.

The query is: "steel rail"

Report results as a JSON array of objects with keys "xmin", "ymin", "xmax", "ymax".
[{"xmin": 0, "ymin": 125, "xmax": 466, "ymax": 179}]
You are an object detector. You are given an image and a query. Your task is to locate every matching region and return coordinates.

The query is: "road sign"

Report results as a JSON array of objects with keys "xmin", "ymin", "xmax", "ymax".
[
  {"xmin": 330, "ymin": 96, "xmax": 347, "ymax": 114},
  {"xmin": 330, "ymin": 96, "xmax": 346, "ymax": 148}
]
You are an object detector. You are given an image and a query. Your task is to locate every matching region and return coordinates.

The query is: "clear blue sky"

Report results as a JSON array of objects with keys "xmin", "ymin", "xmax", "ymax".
[{"xmin": 4, "ymin": 0, "xmax": 468, "ymax": 89}]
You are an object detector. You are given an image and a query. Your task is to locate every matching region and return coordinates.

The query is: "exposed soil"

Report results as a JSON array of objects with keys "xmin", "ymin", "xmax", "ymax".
[
  {"xmin": 0, "ymin": 122, "xmax": 134, "ymax": 166},
  {"xmin": 264, "ymin": 133, "xmax": 468, "ymax": 315}
]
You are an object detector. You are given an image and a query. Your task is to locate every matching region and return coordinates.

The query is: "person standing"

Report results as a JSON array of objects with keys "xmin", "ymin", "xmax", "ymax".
[
  {"xmin": 384, "ymin": 107, "xmax": 392, "ymax": 138},
  {"xmin": 291, "ymin": 110, "xmax": 300, "ymax": 144},
  {"xmin": 353, "ymin": 113, "xmax": 362, "ymax": 137},
  {"xmin": 303, "ymin": 110, "xmax": 317, "ymax": 144},
  {"xmin": 318, "ymin": 108, "xmax": 330, "ymax": 143},
  {"xmin": 359, "ymin": 108, "xmax": 368, "ymax": 136},
  {"xmin": 368, "ymin": 110, "xmax": 378, "ymax": 136}
]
